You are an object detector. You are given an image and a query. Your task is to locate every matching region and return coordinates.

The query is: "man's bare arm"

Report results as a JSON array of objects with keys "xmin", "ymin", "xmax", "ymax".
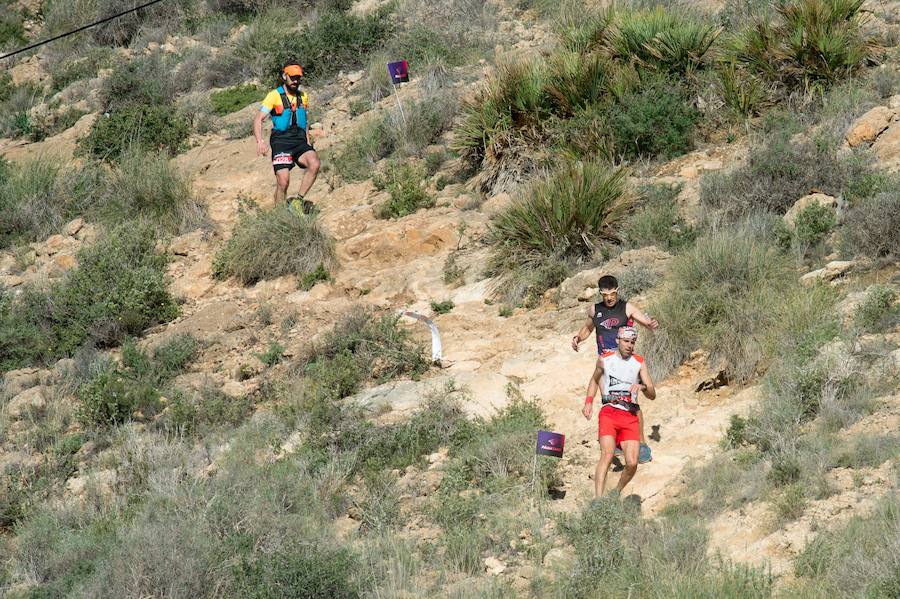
[
  {"xmin": 626, "ymin": 302, "xmax": 658, "ymax": 330},
  {"xmin": 582, "ymin": 359, "xmax": 604, "ymax": 419},
  {"xmin": 638, "ymin": 362, "xmax": 656, "ymax": 400},
  {"xmin": 253, "ymin": 112, "xmax": 268, "ymax": 155},
  {"xmin": 571, "ymin": 306, "xmax": 596, "ymax": 351}
]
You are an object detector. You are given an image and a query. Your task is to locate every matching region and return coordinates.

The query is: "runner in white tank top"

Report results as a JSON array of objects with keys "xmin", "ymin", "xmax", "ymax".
[{"xmin": 581, "ymin": 327, "xmax": 657, "ymax": 498}]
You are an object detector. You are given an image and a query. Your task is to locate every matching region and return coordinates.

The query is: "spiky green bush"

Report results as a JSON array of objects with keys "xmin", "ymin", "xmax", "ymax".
[
  {"xmin": 374, "ymin": 162, "xmax": 434, "ymax": 219},
  {"xmin": 724, "ymin": 0, "xmax": 878, "ymax": 94},
  {"xmin": 487, "ymin": 161, "xmax": 634, "ymax": 305},
  {"xmin": 212, "ymin": 206, "xmax": 336, "ymax": 285},
  {"xmin": 602, "ymin": 6, "xmax": 721, "ymax": 74}
]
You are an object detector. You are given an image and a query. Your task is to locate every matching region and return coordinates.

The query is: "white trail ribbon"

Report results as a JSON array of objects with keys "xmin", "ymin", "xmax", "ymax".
[{"xmin": 400, "ymin": 311, "xmax": 443, "ymax": 364}]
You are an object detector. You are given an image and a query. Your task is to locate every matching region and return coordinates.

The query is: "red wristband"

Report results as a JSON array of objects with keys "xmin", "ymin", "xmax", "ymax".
[{"xmin": 584, "ymin": 396, "xmax": 594, "ymax": 405}]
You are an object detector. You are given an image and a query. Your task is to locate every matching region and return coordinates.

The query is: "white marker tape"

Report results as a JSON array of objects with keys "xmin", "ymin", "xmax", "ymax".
[{"xmin": 400, "ymin": 311, "xmax": 443, "ymax": 364}]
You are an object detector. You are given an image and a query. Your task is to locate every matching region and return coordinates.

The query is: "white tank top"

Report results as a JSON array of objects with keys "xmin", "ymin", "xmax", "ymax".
[{"xmin": 600, "ymin": 351, "xmax": 643, "ymax": 411}]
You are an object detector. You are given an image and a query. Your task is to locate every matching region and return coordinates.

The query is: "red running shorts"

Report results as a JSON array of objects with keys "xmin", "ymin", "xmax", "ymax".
[{"xmin": 598, "ymin": 405, "xmax": 640, "ymax": 444}]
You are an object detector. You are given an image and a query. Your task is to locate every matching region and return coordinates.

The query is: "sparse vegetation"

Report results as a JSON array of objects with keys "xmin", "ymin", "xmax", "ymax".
[
  {"xmin": 0, "ymin": 224, "xmax": 179, "ymax": 370},
  {"xmin": 374, "ymin": 162, "xmax": 435, "ymax": 219},
  {"xmin": 855, "ymin": 285, "xmax": 899, "ymax": 333},
  {"xmin": 430, "ymin": 300, "xmax": 454, "ymax": 315},
  {"xmin": 840, "ymin": 189, "xmax": 900, "ymax": 261},
  {"xmin": 645, "ymin": 218, "xmax": 800, "ymax": 382},
  {"xmin": 212, "ymin": 205, "xmax": 336, "ymax": 285},
  {"xmin": 621, "ymin": 182, "xmax": 695, "ymax": 251},
  {"xmin": 699, "ymin": 131, "xmax": 873, "ymax": 221}
]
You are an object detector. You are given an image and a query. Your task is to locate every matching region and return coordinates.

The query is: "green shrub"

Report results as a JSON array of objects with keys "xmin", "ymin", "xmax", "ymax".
[
  {"xmin": 101, "ymin": 53, "xmax": 182, "ymax": 108},
  {"xmin": 261, "ymin": 8, "xmax": 394, "ymax": 84},
  {"xmin": 257, "ymin": 340, "xmax": 285, "ymax": 367},
  {"xmin": 617, "ymin": 265, "xmax": 660, "ymax": 299},
  {"xmin": 0, "ymin": 158, "xmax": 70, "ymax": 248},
  {"xmin": 48, "ymin": 47, "xmax": 117, "ymax": 92},
  {"xmin": 374, "ymin": 162, "xmax": 435, "ymax": 219},
  {"xmin": 700, "ymin": 133, "xmax": 873, "ymax": 221},
  {"xmin": 162, "ymin": 385, "xmax": 253, "ymax": 436},
  {"xmin": 855, "ymin": 285, "xmax": 899, "ymax": 332},
  {"xmin": 76, "ymin": 363, "xmax": 161, "ymax": 428},
  {"xmin": 43, "ymin": 0, "xmax": 183, "ymax": 46},
  {"xmin": 212, "ymin": 206, "xmax": 336, "ymax": 285},
  {"xmin": 76, "ymin": 336, "xmax": 197, "ymax": 429},
  {"xmin": 793, "ymin": 493, "xmax": 899, "ymax": 598},
  {"xmin": 0, "ymin": 9, "xmax": 25, "ymax": 49},
  {"xmin": 430, "ymin": 300, "xmax": 454, "ymax": 315},
  {"xmin": 645, "ymin": 219, "xmax": 796, "ymax": 381},
  {"xmin": 305, "ymin": 309, "xmax": 430, "ymax": 389},
  {"xmin": 79, "ymin": 104, "xmax": 191, "ymax": 161},
  {"xmin": 232, "ymin": 545, "xmax": 360, "ymax": 598},
  {"xmin": 621, "ymin": 183, "xmax": 695, "ymax": 251},
  {"xmin": 792, "ymin": 202, "xmax": 836, "ymax": 247},
  {"xmin": 0, "ymin": 224, "xmax": 179, "ymax": 370},
  {"xmin": 724, "ymin": 0, "xmax": 878, "ymax": 95},
  {"xmin": 605, "ymin": 74, "xmax": 699, "ymax": 160},
  {"xmin": 299, "ymin": 263, "xmax": 332, "ymax": 290},
  {"xmin": 487, "ymin": 161, "xmax": 634, "ymax": 306},
  {"xmin": 97, "ymin": 148, "xmax": 205, "ymax": 232},
  {"xmin": 210, "ymin": 84, "xmax": 263, "ymax": 115},
  {"xmin": 336, "ymin": 94, "xmax": 457, "ymax": 182},
  {"xmin": 840, "ymin": 190, "xmax": 900, "ymax": 260}
]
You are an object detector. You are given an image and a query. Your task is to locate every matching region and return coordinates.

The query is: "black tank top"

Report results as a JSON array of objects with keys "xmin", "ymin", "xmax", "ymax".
[{"xmin": 593, "ymin": 300, "xmax": 631, "ymax": 353}]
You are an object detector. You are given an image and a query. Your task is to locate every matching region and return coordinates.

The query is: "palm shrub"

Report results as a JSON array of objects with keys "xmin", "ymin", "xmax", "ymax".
[
  {"xmin": 724, "ymin": 0, "xmax": 878, "ymax": 94},
  {"xmin": 601, "ymin": 6, "xmax": 721, "ymax": 75},
  {"xmin": 453, "ymin": 58, "xmax": 550, "ymax": 191},
  {"xmin": 487, "ymin": 162, "xmax": 634, "ymax": 305},
  {"xmin": 212, "ymin": 205, "xmax": 336, "ymax": 285}
]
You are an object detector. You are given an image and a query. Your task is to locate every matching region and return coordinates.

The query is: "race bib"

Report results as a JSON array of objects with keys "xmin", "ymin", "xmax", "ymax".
[{"xmin": 272, "ymin": 152, "xmax": 293, "ymax": 165}]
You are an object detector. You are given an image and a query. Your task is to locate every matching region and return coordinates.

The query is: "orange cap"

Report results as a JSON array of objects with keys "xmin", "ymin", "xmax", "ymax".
[{"xmin": 283, "ymin": 64, "xmax": 303, "ymax": 77}]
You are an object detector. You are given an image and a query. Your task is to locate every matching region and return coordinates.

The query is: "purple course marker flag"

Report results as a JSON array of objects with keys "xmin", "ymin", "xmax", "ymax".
[
  {"xmin": 387, "ymin": 60, "xmax": 409, "ymax": 84},
  {"xmin": 536, "ymin": 430, "xmax": 565, "ymax": 459}
]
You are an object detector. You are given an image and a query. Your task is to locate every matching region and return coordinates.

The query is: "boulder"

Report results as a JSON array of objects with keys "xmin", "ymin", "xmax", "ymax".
[
  {"xmin": 783, "ymin": 193, "xmax": 844, "ymax": 227},
  {"xmin": 6, "ymin": 386, "xmax": 46, "ymax": 419},
  {"xmin": 846, "ymin": 106, "xmax": 894, "ymax": 147},
  {"xmin": 484, "ymin": 556, "xmax": 507, "ymax": 575},
  {"xmin": 3, "ymin": 368, "xmax": 41, "ymax": 396},
  {"xmin": 872, "ymin": 122, "xmax": 900, "ymax": 170}
]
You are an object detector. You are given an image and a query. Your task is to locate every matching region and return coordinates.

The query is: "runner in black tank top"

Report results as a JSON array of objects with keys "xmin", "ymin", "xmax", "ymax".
[{"xmin": 592, "ymin": 299, "xmax": 631, "ymax": 354}]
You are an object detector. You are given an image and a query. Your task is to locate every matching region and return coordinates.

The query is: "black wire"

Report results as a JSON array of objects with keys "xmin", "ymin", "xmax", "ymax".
[{"xmin": 0, "ymin": 0, "xmax": 170, "ymax": 61}]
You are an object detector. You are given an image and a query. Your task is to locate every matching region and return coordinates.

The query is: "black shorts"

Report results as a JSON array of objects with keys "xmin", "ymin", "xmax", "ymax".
[{"xmin": 270, "ymin": 134, "xmax": 315, "ymax": 172}]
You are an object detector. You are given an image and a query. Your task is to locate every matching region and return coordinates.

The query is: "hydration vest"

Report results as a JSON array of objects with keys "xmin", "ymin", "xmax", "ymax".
[
  {"xmin": 270, "ymin": 86, "xmax": 308, "ymax": 134},
  {"xmin": 593, "ymin": 300, "xmax": 632, "ymax": 354}
]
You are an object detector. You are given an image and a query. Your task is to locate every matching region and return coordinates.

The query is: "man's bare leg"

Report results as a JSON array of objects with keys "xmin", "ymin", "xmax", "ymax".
[
  {"xmin": 296, "ymin": 151, "xmax": 321, "ymax": 198},
  {"xmin": 274, "ymin": 169, "xmax": 290, "ymax": 204},
  {"xmin": 616, "ymin": 440, "xmax": 640, "ymax": 493},
  {"xmin": 637, "ymin": 409, "xmax": 646, "ymax": 444},
  {"xmin": 595, "ymin": 435, "xmax": 616, "ymax": 498}
]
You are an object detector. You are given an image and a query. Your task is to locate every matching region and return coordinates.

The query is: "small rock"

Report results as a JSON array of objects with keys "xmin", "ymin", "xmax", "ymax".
[
  {"xmin": 0, "ymin": 275, "xmax": 24, "ymax": 288},
  {"xmin": 347, "ymin": 70, "xmax": 364, "ymax": 84},
  {"xmin": 169, "ymin": 231, "xmax": 204, "ymax": 256},
  {"xmin": 846, "ymin": 106, "xmax": 894, "ymax": 147},
  {"xmin": 800, "ymin": 260, "xmax": 855, "ymax": 284},
  {"xmin": 889, "ymin": 95, "xmax": 900, "ymax": 110},
  {"xmin": 484, "ymin": 556, "xmax": 506, "ymax": 575},
  {"xmin": 63, "ymin": 217, "xmax": 85, "ymax": 237},
  {"xmin": 543, "ymin": 546, "xmax": 574, "ymax": 570},
  {"xmin": 481, "ymin": 192, "xmax": 511, "ymax": 217},
  {"xmin": 872, "ymin": 122, "xmax": 900, "ymax": 169},
  {"xmin": 75, "ymin": 224, "xmax": 98, "ymax": 243},
  {"xmin": 43, "ymin": 234, "xmax": 69, "ymax": 255},
  {"xmin": 46, "ymin": 254, "xmax": 76, "ymax": 278},
  {"xmin": 347, "ymin": 506, "xmax": 363, "ymax": 521}
]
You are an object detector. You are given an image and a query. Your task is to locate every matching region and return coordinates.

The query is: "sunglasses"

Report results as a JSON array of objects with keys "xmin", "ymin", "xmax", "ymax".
[{"xmin": 599, "ymin": 289, "xmax": 618, "ymax": 296}]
